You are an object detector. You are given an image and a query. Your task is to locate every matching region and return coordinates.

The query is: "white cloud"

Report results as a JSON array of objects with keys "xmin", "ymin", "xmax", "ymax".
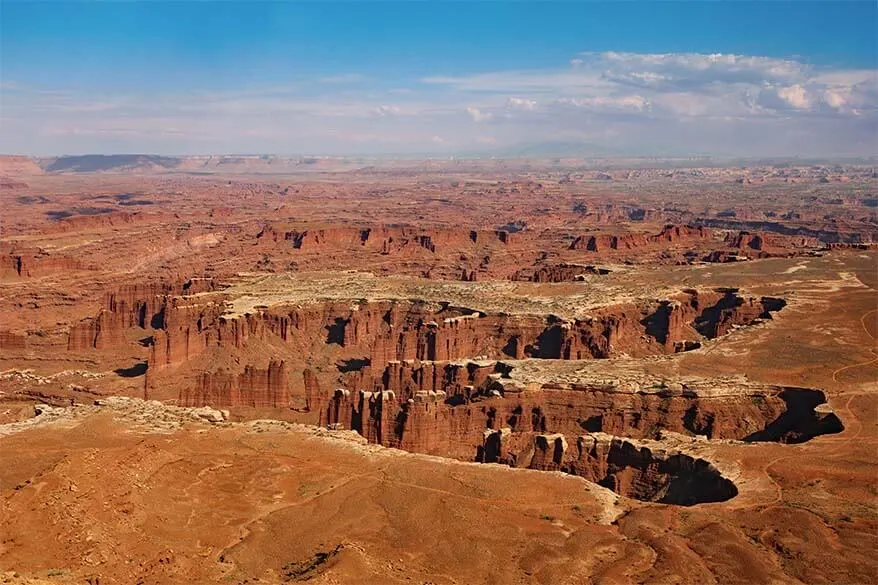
[
  {"xmin": 823, "ymin": 88, "xmax": 849, "ymax": 109},
  {"xmin": 593, "ymin": 51, "xmax": 806, "ymax": 90},
  {"xmin": 777, "ymin": 84, "xmax": 811, "ymax": 109},
  {"xmin": 555, "ymin": 95, "xmax": 648, "ymax": 111},
  {"xmin": 2, "ymin": 52, "xmax": 875, "ymax": 156},
  {"xmin": 466, "ymin": 106, "xmax": 492, "ymax": 122},
  {"xmin": 506, "ymin": 97, "xmax": 537, "ymax": 110},
  {"xmin": 373, "ymin": 105, "xmax": 401, "ymax": 117}
]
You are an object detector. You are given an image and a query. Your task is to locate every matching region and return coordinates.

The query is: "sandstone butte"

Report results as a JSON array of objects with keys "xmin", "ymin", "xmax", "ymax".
[{"xmin": 0, "ymin": 155, "xmax": 875, "ymax": 584}]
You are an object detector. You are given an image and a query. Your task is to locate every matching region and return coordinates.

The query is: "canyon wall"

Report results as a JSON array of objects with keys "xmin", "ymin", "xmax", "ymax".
[
  {"xmin": 179, "ymin": 360, "xmax": 291, "ymax": 408},
  {"xmin": 67, "ymin": 277, "xmax": 219, "ymax": 351},
  {"xmin": 1, "ymin": 250, "xmax": 90, "ymax": 280},
  {"xmin": 316, "ymin": 359, "xmax": 842, "ymax": 500},
  {"xmin": 723, "ymin": 231, "xmax": 825, "ymax": 256},
  {"xmin": 42, "ymin": 211, "xmax": 171, "ymax": 234},
  {"xmin": 149, "ymin": 288, "xmax": 785, "ymax": 378},
  {"xmin": 325, "ymin": 359, "xmax": 838, "ymax": 457},
  {"xmin": 256, "ymin": 224, "xmax": 514, "ymax": 253},
  {"xmin": 695, "ymin": 218, "xmax": 877, "ymax": 245},
  {"xmin": 540, "ymin": 433, "xmax": 738, "ymax": 505},
  {"xmin": 0, "ymin": 330, "xmax": 27, "ymax": 350},
  {"xmin": 61, "ymin": 279, "xmax": 791, "ymax": 426},
  {"xmin": 510, "ymin": 264, "xmax": 611, "ymax": 282},
  {"xmin": 248, "ymin": 220, "xmax": 829, "ymax": 277},
  {"xmin": 569, "ymin": 225, "xmax": 710, "ymax": 252}
]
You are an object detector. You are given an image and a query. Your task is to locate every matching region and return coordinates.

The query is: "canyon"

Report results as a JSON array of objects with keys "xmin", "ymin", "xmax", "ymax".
[
  {"xmin": 44, "ymin": 267, "xmax": 836, "ymax": 507},
  {"xmin": 0, "ymin": 157, "xmax": 875, "ymax": 584}
]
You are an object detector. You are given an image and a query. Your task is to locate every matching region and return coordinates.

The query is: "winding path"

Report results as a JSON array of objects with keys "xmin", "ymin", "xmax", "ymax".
[
  {"xmin": 733, "ymin": 306, "xmax": 877, "ymax": 510},
  {"xmin": 831, "ymin": 308, "xmax": 878, "ymax": 384}
]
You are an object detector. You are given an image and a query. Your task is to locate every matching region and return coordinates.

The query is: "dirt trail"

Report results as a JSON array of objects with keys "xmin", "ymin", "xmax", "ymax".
[
  {"xmin": 729, "ymin": 306, "xmax": 877, "ymax": 511},
  {"xmin": 831, "ymin": 309, "xmax": 878, "ymax": 383}
]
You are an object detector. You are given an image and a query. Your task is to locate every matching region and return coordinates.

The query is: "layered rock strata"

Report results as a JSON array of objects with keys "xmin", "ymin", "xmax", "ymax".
[{"xmin": 148, "ymin": 289, "xmax": 786, "ymax": 375}]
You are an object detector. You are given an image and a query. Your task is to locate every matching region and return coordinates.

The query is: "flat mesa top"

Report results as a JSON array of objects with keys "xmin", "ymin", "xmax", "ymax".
[
  {"xmin": 191, "ymin": 253, "xmax": 870, "ymax": 321},
  {"xmin": 497, "ymin": 359, "xmax": 775, "ymax": 397},
  {"xmin": 210, "ymin": 269, "xmax": 669, "ymax": 320}
]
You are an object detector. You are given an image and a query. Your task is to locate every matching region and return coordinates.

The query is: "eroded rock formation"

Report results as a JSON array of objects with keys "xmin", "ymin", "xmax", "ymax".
[
  {"xmin": 180, "ymin": 360, "xmax": 291, "ymax": 408},
  {"xmin": 61, "ymin": 272, "xmax": 831, "ymax": 509},
  {"xmin": 256, "ymin": 224, "xmax": 514, "ymax": 253},
  {"xmin": 0, "ymin": 330, "xmax": 27, "ymax": 350},
  {"xmin": 68, "ymin": 277, "xmax": 219, "ymax": 351},
  {"xmin": 569, "ymin": 225, "xmax": 710, "ymax": 252},
  {"xmin": 326, "ymin": 361, "xmax": 842, "ymax": 457},
  {"xmin": 721, "ymin": 231, "xmax": 825, "ymax": 257},
  {"xmin": 482, "ymin": 431, "xmax": 738, "ymax": 505},
  {"xmin": 510, "ymin": 264, "xmax": 611, "ymax": 282},
  {"xmin": 315, "ymin": 359, "xmax": 840, "ymax": 503},
  {"xmin": 146, "ymin": 288, "xmax": 786, "ymax": 378},
  {"xmin": 0, "ymin": 249, "xmax": 89, "ymax": 280}
]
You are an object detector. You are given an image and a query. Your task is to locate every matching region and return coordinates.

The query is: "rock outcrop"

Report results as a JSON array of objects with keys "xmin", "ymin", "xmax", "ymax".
[
  {"xmin": 180, "ymin": 360, "xmax": 291, "ymax": 408},
  {"xmin": 480, "ymin": 430, "xmax": 738, "ymax": 505},
  {"xmin": 256, "ymin": 224, "xmax": 514, "ymax": 253},
  {"xmin": 0, "ymin": 249, "xmax": 89, "ymax": 279},
  {"xmin": 43, "ymin": 211, "xmax": 170, "ymax": 234},
  {"xmin": 721, "ymin": 231, "xmax": 825, "ymax": 257},
  {"xmin": 510, "ymin": 264, "xmax": 611, "ymax": 282},
  {"xmin": 547, "ymin": 433, "xmax": 738, "ymax": 505},
  {"xmin": 695, "ymin": 218, "xmax": 876, "ymax": 245},
  {"xmin": 0, "ymin": 330, "xmax": 27, "ymax": 350},
  {"xmin": 570, "ymin": 225, "xmax": 710, "ymax": 252},
  {"xmin": 147, "ymin": 289, "xmax": 786, "ymax": 376},
  {"xmin": 68, "ymin": 277, "xmax": 219, "ymax": 351},
  {"xmin": 325, "ymin": 361, "xmax": 841, "ymax": 461},
  {"xmin": 67, "ymin": 310, "xmax": 127, "ymax": 350}
]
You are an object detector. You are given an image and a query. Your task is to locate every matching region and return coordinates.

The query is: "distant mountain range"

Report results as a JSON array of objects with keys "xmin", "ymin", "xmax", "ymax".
[
  {"xmin": 42, "ymin": 154, "xmax": 182, "ymax": 173},
  {"xmin": 1, "ymin": 149, "xmax": 874, "ymax": 176},
  {"xmin": 12, "ymin": 154, "xmax": 356, "ymax": 175}
]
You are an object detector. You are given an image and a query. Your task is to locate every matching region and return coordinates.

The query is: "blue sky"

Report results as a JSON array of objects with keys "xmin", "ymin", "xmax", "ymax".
[{"xmin": 2, "ymin": 1, "xmax": 876, "ymax": 156}]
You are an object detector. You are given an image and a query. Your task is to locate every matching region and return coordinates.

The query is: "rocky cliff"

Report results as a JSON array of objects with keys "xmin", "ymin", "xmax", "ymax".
[
  {"xmin": 68, "ymin": 277, "xmax": 219, "ymax": 351},
  {"xmin": 570, "ymin": 225, "xmax": 710, "ymax": 252},
  {"xmin": 510, "ymin": 264, "xmax": 611, "ymax": 282},
  {"xmin": 0, "ymin": 249, "xmax": 90, "ymax": 280},
  {"xmin": 146, "ymin": 289, "xmax": 784, "ymax": 386},
  {"xmin": 324, "ymin": 360, "xmax": 840, "ymax": 462},
  {"xmin": 256, "ymin": 224, "xmax": 514, "ymax": 253},
  {"xmin": 0, "ymin": 330, "xmax": 27, "ymax": 350},
  {"xmin": 180, "ymin": 359, "xmax": 291, "ymax": 408},
  {"xmin": 723, "ymin": 230, "xmax": 825, "ymax": 257}
]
